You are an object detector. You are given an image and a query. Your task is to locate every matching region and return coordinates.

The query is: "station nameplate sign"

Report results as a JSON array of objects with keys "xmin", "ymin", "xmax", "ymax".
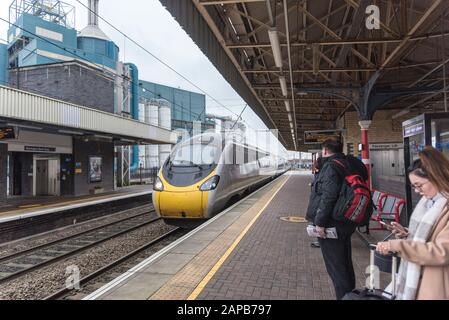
[
  {"xmin": 24, "ymin": 146, "xmax": 57, "ymax": 152},
  {"xmin": 370, "ymin": 143, "xmax": 404, "ymax": 150},
  {"xmin": 304, "ymin": 130, "xmax": 342, "ymax": 144}
]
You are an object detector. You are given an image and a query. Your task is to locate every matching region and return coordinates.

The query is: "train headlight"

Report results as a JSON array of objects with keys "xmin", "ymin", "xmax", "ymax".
[
  {"xmin": 153, "ymin": 177, "xmax": 164, "ymax": 191},
  {"xmin": 199, "ymin": 175, "xmax": 220, "ymax": 191}
]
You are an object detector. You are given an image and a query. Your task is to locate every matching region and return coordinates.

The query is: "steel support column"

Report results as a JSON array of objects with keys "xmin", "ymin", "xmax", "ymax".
[{"xmin": 359, "ymin": 120, "xmax": 372, "ymax": 189}]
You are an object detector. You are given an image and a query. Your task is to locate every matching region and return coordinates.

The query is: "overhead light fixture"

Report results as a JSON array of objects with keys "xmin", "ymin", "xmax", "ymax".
[
  {"xmin": 268, "ymin": 28, "xmax": 283, "ymax": 68},
  {"xmin": 94, "ymin": 134, "xmax": 113, "ymax": 141},
  {"xmin": 285, "ymin": 100, "xmax": 291, "ymax": 112},
  {"xmin": 59, "ymin": 129, "xmax": 84, "ymax": 136},
  {"xmin": 288, "ymin": 113, "xmax": 292, "ymax": 122},
  {"xmin": 279, "ymin": 76, "xmax": 288, "ymax": 97},
  {"xmin": 297, "ymin": 91, "xmax": 308, "ymax": 96},
  {"xmin": 8, "ymin": 123, "xmax": 42, "ymax": 130}
]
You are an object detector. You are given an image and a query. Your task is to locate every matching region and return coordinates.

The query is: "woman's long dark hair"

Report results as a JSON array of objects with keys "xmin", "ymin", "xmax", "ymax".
[{"xmin": 408, "ymin": 147, "xmax": 449, "ymax": 198}]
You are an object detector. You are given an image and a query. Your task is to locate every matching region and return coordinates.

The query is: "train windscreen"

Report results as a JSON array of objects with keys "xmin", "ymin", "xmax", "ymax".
[{"xmin": 171, "ymin": 143, "xmax": 218, "ymax": 167}]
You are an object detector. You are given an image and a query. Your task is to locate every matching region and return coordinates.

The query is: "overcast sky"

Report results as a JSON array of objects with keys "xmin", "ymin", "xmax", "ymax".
[{"xmin": 0, "ymin": 0, "xmax": 302, "ymax": 156}]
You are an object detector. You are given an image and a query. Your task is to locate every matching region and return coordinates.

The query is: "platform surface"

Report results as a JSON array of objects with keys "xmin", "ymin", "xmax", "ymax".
[
  {"xmin": 0, "ymin": 185, "xmax": 152, "ymax": 224},
  {"xmin": 86, "ymin": 172, "xmax": 389, "ymax": 300}
]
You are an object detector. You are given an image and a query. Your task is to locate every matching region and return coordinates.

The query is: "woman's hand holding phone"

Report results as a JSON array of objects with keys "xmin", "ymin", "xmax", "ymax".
[{"xmin": 380, "ymin": 221, "xmax": 408, "ymax": 239}]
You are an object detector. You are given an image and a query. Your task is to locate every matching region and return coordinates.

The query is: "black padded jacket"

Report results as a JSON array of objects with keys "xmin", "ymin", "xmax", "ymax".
[{"xmin": 306, "ymin": 153, "xmax": 367, "ymax": 235}]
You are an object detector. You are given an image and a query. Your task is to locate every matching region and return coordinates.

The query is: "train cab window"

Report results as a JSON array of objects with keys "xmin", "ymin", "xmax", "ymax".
[{"xmin": 172, "ymin": 144, "xmax": 218, "ymax": 167}]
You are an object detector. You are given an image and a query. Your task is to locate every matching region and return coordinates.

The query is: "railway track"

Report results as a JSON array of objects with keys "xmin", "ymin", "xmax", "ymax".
[
  {"xmin": 44, "ymin": 227, "xmax": 183, "ymax": 300},
  {"xmin": 0, "ymin": 208, "xmax": 157, "ymax": 284},
  {"xmin": 0, "ymin": 204, "xmax": 152, "ymax": 259}
]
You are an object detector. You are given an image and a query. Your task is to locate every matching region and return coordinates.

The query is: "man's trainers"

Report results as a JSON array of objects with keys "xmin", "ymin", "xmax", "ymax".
[{"xmin": 310, "ymin": 241, "xmax": 320, "ymax": 248}]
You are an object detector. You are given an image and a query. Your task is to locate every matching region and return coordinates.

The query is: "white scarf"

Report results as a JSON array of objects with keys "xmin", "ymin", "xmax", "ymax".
[{"xmin": 396, "ymin": 193, "xmax": 447, "ymax": 300}]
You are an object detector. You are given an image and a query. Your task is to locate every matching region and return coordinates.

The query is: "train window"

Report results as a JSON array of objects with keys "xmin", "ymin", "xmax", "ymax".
[
  {"xmin": 172, "ymin": 144, "xmax": 218, "ymax": 166},
  {"xmin": 243, "ymin": 147, "xmax": 248, "ymax": 164},
  {"xmin": 246, "ymin": 147, "xmax": 256, "ymax": 164}
]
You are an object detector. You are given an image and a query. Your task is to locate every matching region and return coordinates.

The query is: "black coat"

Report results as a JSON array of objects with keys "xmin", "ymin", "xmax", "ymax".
[{"xmin": 306, "ymin": 153, "xmax": 367, "ymax": 234}]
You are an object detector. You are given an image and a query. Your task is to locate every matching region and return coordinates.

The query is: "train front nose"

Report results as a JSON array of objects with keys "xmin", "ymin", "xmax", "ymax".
[{"xmin": 155, "ymin": 190, "xmax": 206, "ymax": 218}]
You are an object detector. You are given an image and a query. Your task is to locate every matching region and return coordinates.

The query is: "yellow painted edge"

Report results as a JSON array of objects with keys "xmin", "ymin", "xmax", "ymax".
[
  {"xmin": 18, "ymin": 204, "xmax": 43, "ymax": 209},
  {"xmin": 187, "ymin": 175, "xmax": 290, "ymax": 300},
  {"xmin": 1, "ymin": 192, "xmax": 144, "ymax": 216}
]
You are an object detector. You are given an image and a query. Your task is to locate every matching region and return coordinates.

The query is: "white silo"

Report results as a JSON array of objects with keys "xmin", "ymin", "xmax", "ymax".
[
  {"xmin": 158, "ymin": 99, "xmax": 171, "ymax": 130},
  {"xmin": 158, "ymin": 99, "xmax": 172, "ymax": 167},
  {"xmin": 149, "ymin": 99, "xmax": 160, "ymax": 126},
  {"xmin": 139, "ymin": 102, "xmax": 146, "ymax": 122},
  {"xmin": 146, "ymin": 99, "xmax": 161, "ymax": 169},
  {"xmin": 144, "ymin": 100, "xmax": 150, "ymax": 124},
  {"xmin": 138, "ymin": 102, "xmax": 147, "ymax": 168}
]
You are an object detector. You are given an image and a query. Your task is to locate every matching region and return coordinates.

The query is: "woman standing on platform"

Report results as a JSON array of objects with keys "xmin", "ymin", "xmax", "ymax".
[{"xmin": 376, "ymin": 146, "xmax": 449, "ymax": 300}]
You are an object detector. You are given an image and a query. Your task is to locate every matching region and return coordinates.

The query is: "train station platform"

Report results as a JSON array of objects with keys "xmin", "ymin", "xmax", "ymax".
[
  {"xmin": 0, "ymin": 185, "xmax": 152, "ymax": 224},
  {"xmin": 85, "ymin": 172, "xmax": 389, "ymax": 300}
]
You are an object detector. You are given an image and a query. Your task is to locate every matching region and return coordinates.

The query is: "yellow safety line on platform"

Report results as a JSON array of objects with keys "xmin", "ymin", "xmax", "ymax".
[{"xmin": 187, "ymin": 176, "xmax": 291, "ymax": 300}]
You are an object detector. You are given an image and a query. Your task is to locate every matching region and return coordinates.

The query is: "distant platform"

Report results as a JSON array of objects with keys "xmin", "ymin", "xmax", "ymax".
[{"xmin": 0, "ymin": 185, "xmax": 152, "ymax": 224}]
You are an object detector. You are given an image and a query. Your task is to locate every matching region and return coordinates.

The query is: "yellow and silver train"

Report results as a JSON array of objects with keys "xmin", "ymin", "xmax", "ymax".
[{"xmin": 152, "ymin": 133, "xmax": 290, "ymax": 227}]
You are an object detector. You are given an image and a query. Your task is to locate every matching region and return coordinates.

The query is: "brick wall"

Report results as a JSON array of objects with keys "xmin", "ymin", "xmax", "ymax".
[
  {"xmin": 9, "ymin": 62, "xmax": 115, "ymax": 113},
  {"xmin": 73, "ymin": 138, "xmax": 114, "ymax": 196},
  {"xmin": 338, "ymin": 109, "xmax": 421, "ymax": 154},
  {"xmin": 338, "ymin": 109, "xmax": 424, "ymax": 211},
  {"xmin": 0, "ymin": 144, "xmax": 7, "ymax": 201}
]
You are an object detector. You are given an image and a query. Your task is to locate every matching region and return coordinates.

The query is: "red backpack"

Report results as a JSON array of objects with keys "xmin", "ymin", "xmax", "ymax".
[{"xmin": 332, "ymin": 159, "xmax": 373, "ymax": 225}]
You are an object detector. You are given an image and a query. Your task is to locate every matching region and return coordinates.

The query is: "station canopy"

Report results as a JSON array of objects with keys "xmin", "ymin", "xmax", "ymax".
[{"xmin": 160, "ymin": 0, "xmax": 449, "ymax": 151}]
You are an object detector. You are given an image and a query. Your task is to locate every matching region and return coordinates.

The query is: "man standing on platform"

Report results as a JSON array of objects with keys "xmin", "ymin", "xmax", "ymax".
[{"xmin": 306, "ymin": 138, "xmax": 368, "ymax": 300}]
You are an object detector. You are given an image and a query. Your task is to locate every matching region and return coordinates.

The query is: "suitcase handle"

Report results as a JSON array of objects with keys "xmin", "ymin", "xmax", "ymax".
[{"xmin": 368, "ymin": 244, "xmax": 398, "ymax": 298}]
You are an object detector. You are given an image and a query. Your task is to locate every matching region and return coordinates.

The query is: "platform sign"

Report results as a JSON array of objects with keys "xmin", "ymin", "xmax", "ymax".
[
  {"xmin": 304, "ymin": 130, "xmax": 342, "ymax": 144},
  {"xmin": 0, "ymin": 127, "xmax": 16, "ymax": 140},
  {"xmin": 403, "ymin": 122, "xmax": 424, "ymax": 138}
]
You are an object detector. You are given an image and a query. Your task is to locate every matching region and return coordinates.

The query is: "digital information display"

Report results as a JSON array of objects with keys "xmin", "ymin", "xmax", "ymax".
[
  {"xmin": 304, "ymin": 130, "xmax": 342, "ymax": 144},
  {"xmin": 0, "ymin": 127, "xmax": 16, "ymax": 140}
]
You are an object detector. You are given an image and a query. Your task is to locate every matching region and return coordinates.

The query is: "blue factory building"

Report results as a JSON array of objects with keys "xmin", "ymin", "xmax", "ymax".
[
  {"xmin": 7, "ymin": 0, "xmax": 118, "ymax": 70},
  {"xmin": 6, "ymin": 0, "xmax": 210, "ymax": 133},
  {"xmin": 0, "ymin": 44, "xmax": 7, "ymax": 85},
  {"xmin": 2, "ymin": 0, "xmax": 214, "ymax": 192},
  {"xmin": 139, "ymin": 80, "xmax": 207, "ymax": 131}
]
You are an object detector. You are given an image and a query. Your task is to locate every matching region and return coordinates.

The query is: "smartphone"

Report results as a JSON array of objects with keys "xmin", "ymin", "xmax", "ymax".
[{"xmin": 379, "ymin": 221, "xmax": 393, "ymax": 227}]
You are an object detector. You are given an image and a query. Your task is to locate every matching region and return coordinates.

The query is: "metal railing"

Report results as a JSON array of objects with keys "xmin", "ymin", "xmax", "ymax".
[{"xmin": 130, "ymin": 167, "xmax": 159, "ymax": 185}]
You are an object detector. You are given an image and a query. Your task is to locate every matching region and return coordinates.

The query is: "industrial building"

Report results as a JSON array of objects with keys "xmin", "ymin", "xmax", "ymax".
[
  {"xmin": 0, "ymin": 44, "xmax": 7, "ymax": 85},
  {"xmin": 0, "ymin": 0, "xmax": 212, "ymax": 201}
]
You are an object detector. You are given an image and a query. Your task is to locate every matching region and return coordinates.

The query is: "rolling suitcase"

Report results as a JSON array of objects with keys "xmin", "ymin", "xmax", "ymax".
[{"xmin": 342, "ymin": 245, "xmax": 398, "ymax": 300}]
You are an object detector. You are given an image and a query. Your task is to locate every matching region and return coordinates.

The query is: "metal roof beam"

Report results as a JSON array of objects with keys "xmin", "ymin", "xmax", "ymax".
[
  {"xmin": 331, "ymin": 0, "xmax": 372, "ymax": 84},
  {"xmin": 243, "ymin": 68, "xmax": 376, "ymax": 73},
  {"xmin": 198, "ymin": 0, "xmax": 265, "ymax": 5},
  {"xmin": 381, "ymin": 0, "xmax": 444, "ymax": 70}
]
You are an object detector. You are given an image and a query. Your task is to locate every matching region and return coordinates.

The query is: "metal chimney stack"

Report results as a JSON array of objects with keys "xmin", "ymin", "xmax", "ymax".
[{"xmin": 88, "ymin": 0, "xmax": 99, "ymax": 27}]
